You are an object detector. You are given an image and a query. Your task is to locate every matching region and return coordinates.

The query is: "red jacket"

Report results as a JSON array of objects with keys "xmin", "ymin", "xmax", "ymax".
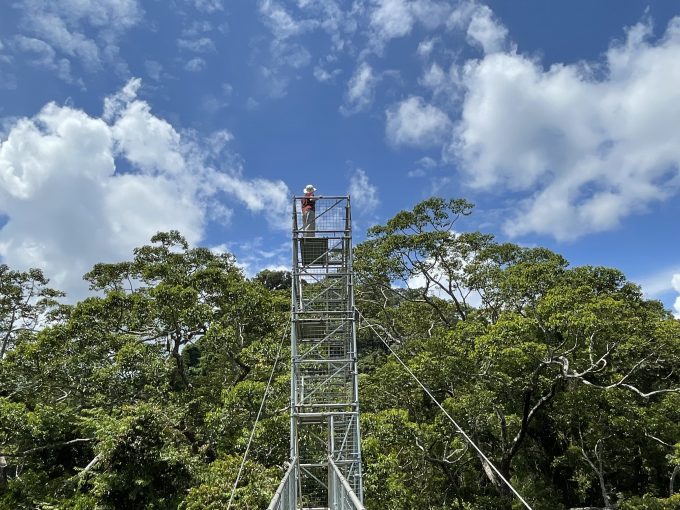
[{"xmin": 302, "ymin": 192, "xmax": 316, "ymax": 212}]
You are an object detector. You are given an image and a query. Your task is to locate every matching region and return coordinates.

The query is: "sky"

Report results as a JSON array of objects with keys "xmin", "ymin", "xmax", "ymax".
[{"xmin": 0, "ymin": 0, "xmax": 679, "ymax": 315}]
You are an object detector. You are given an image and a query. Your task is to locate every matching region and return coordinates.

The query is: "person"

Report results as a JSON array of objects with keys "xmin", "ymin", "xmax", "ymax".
[{"xmin": 301, "ymin": 184, "xmax": 316, "ymax": 237}]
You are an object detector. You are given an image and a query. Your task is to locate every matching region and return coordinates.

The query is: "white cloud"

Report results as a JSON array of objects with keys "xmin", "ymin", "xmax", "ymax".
[
  {"xmin": 447, "ymin": 1, "xmax": 508, "ymax": 54},
  {"xmin": 314, "ymin": 66, "xmax": 332, "ymax": 82},
  {"xmin": 255, "ymin": 0, "xmax": 314, "ymax": 97},
  {"xmin": 450, "ymin": 16, "xmax": 680, "ymax": 240},
  {"xmin": 13, "ymin": 36, "xmax": 76, "ymax": 84},
  {"xmin": 181, "ymin": 21, "xmax": 214, "ymax": 38},
  {"xmin": 190, "ymin": 0, "xmax": 224, "ymax": 13},
  {"xmin": 259, "ymin": 0, "xmax": 357, "ymax": 51},
  {"xmin": 408, "ymin": 156, "xmax": 438, "ymax": 177},
  {"xmin": 185, "ymin": 57, "xmax": 206, "ymax": 72},
  {"xmin": 417, "ymin": 37, "xmax": 436, "ymax": 58},
  {"xmin": 386, "ymin": 96, "xmax": 451, "ymax": 147},
  {"xmin": 418, "ymin": 62, "xmax": 464, "ymax": 104},
  {"xmin": 211, "ymin": 174, "xmax": 290, "ymax": 230},
  {"xmin": 349, "ymin": 168, "xmax": 379, "ymax": 213},
  {"xmin": 418, "ymin": 156, "xmax": 437, "ymax": 168},
  {"xmin": 0, "ymin": 39, "xmax": 16, "ymax": 88},
  {"xmin": 672, "ymin": 274, "xmax": 680, "ymax": 318},
  {"xmin": 370, "ymin": 0, "xmax": 414, "ymax": 42},
  {"xmin": 0, "ymin": 79, "xmax": 289, "ymax": 299},
  {"xmin": 145, "ymin": 60, "xmax": 163, "ymax": 81},
  {"xmin": 341, "ymin": 62, "xmax": 379, "ymax": 115},
  {"xmin": 259, "ymin": 0, "xmax": 309, "ymax": 40},
  {"xmin": 636, "ymin": 265, "xmax": 680, "ymax": 297},
  {"xmin": 200, "ymin": 94, "xmax": 227, "ymax": 114},
  {"xmin": 177, "ymin": 37, "xmax": 216, "ymax": 53},
  {"xmin": 14, "ymin": 0, "xmax": 142, "ymax": 75},
  {"xmin": 369, "ymin": 0, "xmax": 452, "ymax": 51},
  {"xmin": 466, "ymin": 5, "xmax": 508, "ymax": 54},
  {"xmin": 314, "ymin": 65, "xmax": 341, "ymax": 83}
]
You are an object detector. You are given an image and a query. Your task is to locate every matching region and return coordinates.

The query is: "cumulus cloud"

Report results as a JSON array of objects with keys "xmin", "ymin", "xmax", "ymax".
[
  {"xmin": 449, "ymin": 16, "xmax": 680, "ymax": 240},
  {"xmin": 386, "ymin": 96, "xmax": 451, "ymax": 147},
  {"xmin": 349, "ymin": 168, "xmax": 379, "ymax": 213},
  {"xmin": 369, "ymin": 0, "xmax": 452, "ymax": 51},
  {"xmin": 419, "ymin": 62, "xmax": 463, "ymax": 104},
  {"xmin": 672, "ymin": 274, "xmax": 680, "ymax": 318},
  {"xmin": 448, "ymin": 1, "xmax": 508, "ymax": 54},
  {"xmin": 341, "ymin": 62, "xmax": 379, "ymax": 115},
  {"xmin": 0, "ymin": 79, "xmax": 289, "ymax": 299},
  {"xmin": 211, "ymin": 174, "xmax": 291, "ymax": 230}
]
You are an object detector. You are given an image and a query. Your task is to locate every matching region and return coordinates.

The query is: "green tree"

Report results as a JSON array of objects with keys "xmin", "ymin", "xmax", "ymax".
[
  {"xmin": 356, "ymin": 198, "xmax": 680, "ymax": 509},
  {"xmin": 0, "ymin": 265, "xmax": 63, "ymax": 359},
  {"xmin": 0, "ymin": 232, "xmax": 288, "ymax": 508}
]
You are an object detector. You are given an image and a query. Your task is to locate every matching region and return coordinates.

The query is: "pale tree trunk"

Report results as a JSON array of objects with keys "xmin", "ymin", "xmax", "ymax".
[{"xmin": 579, "ymin": 436, "xmax": 614, "ymax": 509}]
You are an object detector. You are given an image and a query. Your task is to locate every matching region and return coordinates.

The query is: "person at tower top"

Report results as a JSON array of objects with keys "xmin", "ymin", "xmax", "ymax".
[{"xmin": 302, "ymin": 184, "xmax": 316, "ymax": 237}]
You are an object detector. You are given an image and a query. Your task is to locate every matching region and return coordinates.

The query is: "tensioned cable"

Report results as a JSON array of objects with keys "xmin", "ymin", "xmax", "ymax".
[
  {"xmin": 355, "ymin": 307, "xmax": 533, "ymax": 510},
  {"xmin": 226, "ymin": 324, "xmax": 289, "ymax": 510}
]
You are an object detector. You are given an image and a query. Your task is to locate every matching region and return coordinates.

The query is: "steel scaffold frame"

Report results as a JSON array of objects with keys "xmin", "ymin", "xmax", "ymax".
[{"xmin": 269, "ymin": 196, "xmax": 364, "ymax": 510}]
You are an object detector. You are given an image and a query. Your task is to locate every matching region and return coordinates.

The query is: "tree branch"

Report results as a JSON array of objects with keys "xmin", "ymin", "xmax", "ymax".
[{"xmin": 0, "ymin": 438, "xmax": 94, "ymax": 457}]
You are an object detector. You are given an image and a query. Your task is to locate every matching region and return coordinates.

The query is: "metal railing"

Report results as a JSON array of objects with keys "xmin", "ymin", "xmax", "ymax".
[
  {"xmin": 329, "ymin": 457, "xmax": 365, "ymax": 510},
  {"xmin": 267, "ymin": 461, "xmax": 297, "ymax": 510}
]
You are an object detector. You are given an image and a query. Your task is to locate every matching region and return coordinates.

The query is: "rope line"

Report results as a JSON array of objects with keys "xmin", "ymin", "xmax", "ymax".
[
  {"xmin": 226, "ymin": 324, "xmax": 289, "ymax": 510},
  {"xmin": 355, "ymin": 308, "xmax": 533, "ymax": 510}
]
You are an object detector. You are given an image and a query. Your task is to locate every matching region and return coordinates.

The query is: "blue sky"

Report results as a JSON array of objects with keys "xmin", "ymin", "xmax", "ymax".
[{"xmin": 0, "ymin": 0, "xmax": 679, "ymax": 314}]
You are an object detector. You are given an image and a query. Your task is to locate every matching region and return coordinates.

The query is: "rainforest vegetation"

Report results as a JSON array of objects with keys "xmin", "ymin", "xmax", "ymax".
[{"xmin": 1, "ymin": 198, "xmax": 679, "ymax": 509}]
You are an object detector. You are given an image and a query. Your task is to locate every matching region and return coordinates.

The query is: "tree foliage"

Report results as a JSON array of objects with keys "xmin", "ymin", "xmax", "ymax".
[
  {"xmin": 355, "ymin": 199, "xmax": 680, "ymax": 509},
  {"xmin": 0, "ymin": 203, "xmax": 678, "ymax": 509}
]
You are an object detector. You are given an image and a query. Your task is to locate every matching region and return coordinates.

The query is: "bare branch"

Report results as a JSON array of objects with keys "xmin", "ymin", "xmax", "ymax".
[{"xmin": 1, "ymin": 438, "xmax": 94, "ymax": 458}]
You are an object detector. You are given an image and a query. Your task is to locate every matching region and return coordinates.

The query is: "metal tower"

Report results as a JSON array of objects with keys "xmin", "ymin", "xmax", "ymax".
[{"xmin": 268, "ymin": 196, "xmax": 364, "ymax": 510}]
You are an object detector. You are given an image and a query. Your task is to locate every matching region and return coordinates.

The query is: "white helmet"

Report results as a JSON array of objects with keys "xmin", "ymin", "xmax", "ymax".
[{"xmin": 304, "ymin": 184, "xmax": 316, "ymax": 193}]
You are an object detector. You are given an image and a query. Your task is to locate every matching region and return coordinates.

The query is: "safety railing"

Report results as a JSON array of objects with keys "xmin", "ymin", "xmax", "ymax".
[
  {"xmin": 328, "ymin": 457, "xmax": 365, "ymax": 510},
  {"xmin": 267, "ymin": 460, "xmax": 297, "ymax": 510}
]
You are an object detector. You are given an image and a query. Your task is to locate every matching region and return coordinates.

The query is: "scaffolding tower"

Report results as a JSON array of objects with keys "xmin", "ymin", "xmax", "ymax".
[{"xmin": 268, "ymin": 196, "xmax": 364, "ymax": 510}]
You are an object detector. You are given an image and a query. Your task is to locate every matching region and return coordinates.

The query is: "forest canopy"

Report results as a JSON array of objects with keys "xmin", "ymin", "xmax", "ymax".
[{"xmin": 1, "ymin": 199, "xmax": 679, "ymax": 510}]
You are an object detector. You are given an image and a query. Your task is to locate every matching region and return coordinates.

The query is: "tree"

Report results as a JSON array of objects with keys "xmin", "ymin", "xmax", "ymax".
[
  {"xmin": 255, "ymin": 269, "xmax": 292, "ymax": 291},
  {"xmin": 356, "ymin": 198, "xmax": 680, "ymax": 509},
  {"xmin": 0, "ymin": 232, "xmax": 289, "ymax": 508},
  {"xmin": 0, "ymin": 265, "xmax": 63, "ymax": 359}
]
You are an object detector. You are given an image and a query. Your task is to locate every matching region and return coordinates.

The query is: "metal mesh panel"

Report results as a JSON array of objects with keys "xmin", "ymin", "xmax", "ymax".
[
  {"xmin": 267, "ymin": 461, "xmax": 297, "ymax": 510},
  {"xmin": 295, "ymin": 197, "xmax": 349, "ymax": 236},
  {"xmin": 329, "ymin": 458, "xmax": 366, "ymax": 510},
  {"xmin": 300, "ymin": 464, "xmax": 328, "ymax": 508}
]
